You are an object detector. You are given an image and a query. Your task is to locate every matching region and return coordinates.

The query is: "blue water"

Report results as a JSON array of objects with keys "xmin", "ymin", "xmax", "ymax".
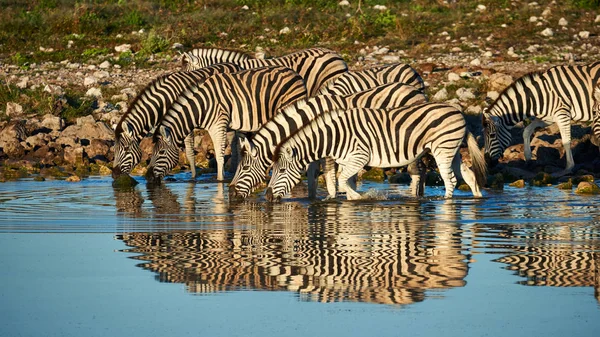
[{"xmin": 0, "ymin": 176, "xmax": 599, "ymax": 337}]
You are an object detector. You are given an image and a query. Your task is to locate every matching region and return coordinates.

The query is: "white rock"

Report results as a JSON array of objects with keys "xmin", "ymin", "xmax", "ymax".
[
  {"xmin": 381, "ymin": 55, "xmax": 401, "ymax": 63},
  {"xmin": 373, "ymin": 5, "xmax": 387, "ymax": 11},
  {"xmin": 93, "ymin": 70, "xmax": 110, "ymax": 79},
  {"xmin": 43, "ymin": 84, "xmax": 64, "ymax": 96},
  {"xmin": 579, "ymin": 31, "xmax": 590, "ymax": 39},
  {"xmin": 86, "ymin": 87, "xmax": 102, "ymax": 98},
  {"xmin": 338, "ymin": 0, "xmax": 349, "ymax": 6},
  {"xmin": 120, "ymin": 88, "xmax": 137, "ymax": 98},
  {"xmin": 540, "ymin": 28, "xmax": 553, "ymax": 37},
  {"xmin": 541, "ymin": 7, "xmax": 551, "ymax": 18},
  {"xmin": 476, "ymin": 4, "xmax": 486, "ymax": 12},
  {"xmin": 526, "ymin": 45, "xmax": 538, "ymax": 53},
  {"xmin": 488, "ymin": 73, "xmax": 513, "ymax": 92},
  {"xmin": 16, "ymin": 76, "xmax": 29, "ymax": 89},
  {"xmin": 466, "ymin": 105, "xmax": 482, "ymax": 114},
  {"xmin": 529, "ymin": 16, "xmax": 538, "ymax": 22},
  {"xmin": 451, "ymin": 47, "xmax": 462, "ymax": 52},
  {"xmin": 483, "ymin": 51, "xmax": 493, "ymax": 57},
  {"xmin": 447, "ymin": 72, "xmax": 461, "ymax": 82},
  {"xmin": 528, "ymin": 2, "xmax": 539, "ymax": 6},
  {"xmin": 67, "ymin": 63, "xmax": 80, "ymax": 69},
  {"xmin": 67, "ymin": 40, "xmax": 74, "ymax": 49},
  {"xmin": 595, "ymin": 15, "xmax": 600, "ymax": 23},
  {"xmin": 279, "ymin": 27, "xmax": 291, "ymax": 35},
  {"xmin": 487, "ymin": 91, "xmax": 500, "ymax": 102},
  {"xmin": 456, "ymin": 88, "xmax": 476, "ymax": 101},
  {"xmin": 559, "ymin": 18, "xmax": 568, "ymax": 26},
  {"xmin": 41, "ymin": 114, "xmax": 64, "ymax": 131},
  {"xmin": 98, "ymin": 61, "xmax": 111, "ymax": 69},
  {"xmin": 470, "ymin": 58, "xmax": 481, "ymax": 66},
  {"xmin": 6, "ymin": 102, "xmax": 23, "ymax": 117},
  {"xmin": 433, "ymin": 88, "xmax": 448, "ymax": 101},
  {"xmin": 84, "ymin": 77, "xmax": 98, "ymax": 87},
  {"xmin": 111, "ymin": 93, "xmax": 129, "ymax": 102},
  {"xmin": 171, "ymin": 43, "xmax": 184, "ymax": 50},
  {"xmin": 507, "ymin": 47, "xmax": 519, "ymax": 58},
  {"xmin": 115, "ymin": 44, "xmax": 132, "ymax": 53},
  {"xmin": 76, "ymin": 115, "xmax": 96, "ymax": 126},
  {"xmin": 241, "ymin": 5, "xmax": 249, "ymax": 10}
]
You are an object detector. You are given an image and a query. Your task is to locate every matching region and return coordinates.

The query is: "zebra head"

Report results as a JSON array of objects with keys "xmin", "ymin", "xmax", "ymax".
[
  {"xmin": 181, "ymin": 51, "xmax": 203, "ymax": 71},
  {"xmin": 146, "ymin": 126, "xmax": 180, "ymax": 184},
  {"xmin": 482, "ymin": 114, "xmax": 511, "ymax": 167},
  {"xmin": 112, "ymin": 122, "xmax": 142, "ymax": 178},
  {"xmin": 229, "ymin": 135, "xmax": 269, "ymax": 199},
  {"xmin": 265, "ymin": 144, "xmax": 303, "ymax": 203}
]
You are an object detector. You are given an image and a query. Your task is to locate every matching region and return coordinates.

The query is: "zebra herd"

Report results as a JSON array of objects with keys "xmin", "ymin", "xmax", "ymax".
[{"xmin": 112, "ymin": 47, "xmax": 600, "ymax": 201}]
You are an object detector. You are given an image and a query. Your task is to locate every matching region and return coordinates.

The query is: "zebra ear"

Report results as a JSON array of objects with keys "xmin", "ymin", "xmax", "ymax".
[
  {"xmin": 122, "ymin": 122, "xmax": 134, "ymax": 137},
  {"xmin": 159, "ymin": 125, "xmax": 172, "ymax": 142},
  {"xmin": 284, "ymin": 145, "xmax": 298, "ymax": 159}
]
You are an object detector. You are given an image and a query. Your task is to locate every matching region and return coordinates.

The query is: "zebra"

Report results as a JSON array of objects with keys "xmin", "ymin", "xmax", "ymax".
[
  {"xmin": 182, "ymin": 47, "xmax": 348, "ymax": 97},
  {"xmin": 265, "ymin": 103, "xmax": 487, "ymax": 201},
  {"xmin": 181, "ymin": 48, "xmax": 253, "ymax": 70},
  {"xmin": 145, "ymin": 65, "xmax": 308, "ymax": 183},
  {"xmin": 229, "ymin": 82, "xmax": 427, "ymax": 200},
  {"xmin": 318, "ymin": 62, "xmax": 425, "ymax": 96},
  {"xmin": 112, "ymin": 63, "xmax": 241, "ymax": 179},
  {"xmin": 482, "ymin": 62, "xmax": 600, "ymax": 176},
  {"xmin": 592, "ymin": 86, "xmax": 600, "ymax": 144}
]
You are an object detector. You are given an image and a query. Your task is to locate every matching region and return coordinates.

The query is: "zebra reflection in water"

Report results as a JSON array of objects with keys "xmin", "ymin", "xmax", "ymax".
[{"xmin": 116, "ymin": 201, "xmax": 471, "ymax": 306}]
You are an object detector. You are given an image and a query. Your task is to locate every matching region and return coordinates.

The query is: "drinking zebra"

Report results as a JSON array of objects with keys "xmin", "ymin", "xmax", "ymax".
[
  {"xmin": 482, "ymin": 62, "xmax": 600, "ymax": 176},
  {"xmin": 112, "ymin": 63, "xmax": 241, "ymax": 179},
  {"xmin": 319, "ymin": 63, "xmax": 425, "ymax": 95},
  {"xmin": 229, "ymin": 82, "xmax": 427, "ymax": 200},
  {"xmin": 265, "ymin": 103, "xmax": 487, "ymax": 201},
  {"xmin": 145, "ymin": 65, "xmax": 308, "ymax": 183},
  {"xmin": 182, "ymin": 47, "xmax": 348, "ymax": 96},
  {"xmin": 592, "ymin": 86, "xmax": 600, "ymax": 143}
]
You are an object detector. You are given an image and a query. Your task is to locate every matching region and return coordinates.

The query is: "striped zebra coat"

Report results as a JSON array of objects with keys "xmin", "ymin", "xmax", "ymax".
[
  {"xmin": 229, "ymin": 82, "xmax": 427, "ymax": 200},
  {"xmin": 182, "ymin": 47, "xmax": 348, "ymax": 97},
  {"xmin": 592, "ymin": 86, "xmax": 600, "ymax": 143},
  {"xmin": 318, "ymin": 63, "xmax": 425, "ymax": 95},
  {"xmin": 483, "ymin": 62, "xmax": 600, "ymax": 176},
  {"xmin": 112, "ymin": 63, "xmax": 241, "ymax": 178},
  {"xmin": 146, "ymin": 65, "xmax": 308, "ymax": 182},
  {"xmin": 265, "ymin": 103, "xmax": 487, "ymax": 201}
]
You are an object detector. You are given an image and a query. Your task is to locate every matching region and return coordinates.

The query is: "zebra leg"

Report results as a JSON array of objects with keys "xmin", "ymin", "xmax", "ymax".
[
  {"xmin": 208, "ymin": 128, "xmax": 228, "ymax": 181},
  {"xmin": 306, "ymin": 161, "xmax": 320, "ymax": 200},
  {"xmin": 184, "ymin": 133, "xmax": 196, "ymax": 179},
  {"xmin": 432, "ymin": 151, "xmax": 458, "ymax": 199},
  {"xmin": 454, "ymin": 153, "xmax": 483, "ymax": 198},
  {"xmin": 337, "ymin": 153, "xmax": 369, "ymax": 201},
  {"xmin": 323, "ymin": 157, "xmax": 337, "ymax": 200},
  {"xmin": 523, "ymin": 119, "xmax": 550, "ymax": 161},
  {"xmin": 407, "ymin": 159, "xmax": 426, "ymax": 197},
  {"xmin": 553, "ymin": 110, "xmax": 574, "ymax": 176}
]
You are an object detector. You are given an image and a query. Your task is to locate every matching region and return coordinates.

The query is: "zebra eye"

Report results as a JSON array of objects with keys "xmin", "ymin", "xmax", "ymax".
[
  {"xmin": 489, "ymin": 133, "xmax": 497, "ymax": 139},
  {"xmin": 242, "ymin": 165, "xmax": 250, "ymax": 170},
  {"xmin": 158, "ymin": 149, "xmax": 166, "ymax": 155},
  {"xmin": 279, "ymin": 168, "xmax": 286, "ymax": 174}
]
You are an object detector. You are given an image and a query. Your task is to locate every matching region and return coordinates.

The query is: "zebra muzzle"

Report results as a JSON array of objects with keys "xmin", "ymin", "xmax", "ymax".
[{"xmin": 265, "ymin": 187, "xmax": 280, "ymax": 202}]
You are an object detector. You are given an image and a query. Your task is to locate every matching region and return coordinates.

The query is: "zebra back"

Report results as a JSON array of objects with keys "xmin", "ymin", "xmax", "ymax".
[
  {"xmin": 159, "ymin": 65, "xmax": 308, "ymax": 146},
  {"xmin": 115, "ymin": 63, "xmax": 241, "ymax": 142},
  {"xmin": 181, "ymin": 48, "xmax": 253, "ymax": 70}
]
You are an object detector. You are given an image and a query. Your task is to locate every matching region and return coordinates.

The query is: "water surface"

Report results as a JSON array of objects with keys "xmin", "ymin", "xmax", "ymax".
[{"xmin": 1, "ymin": 176, "xmax": 599, "ymax": 337}]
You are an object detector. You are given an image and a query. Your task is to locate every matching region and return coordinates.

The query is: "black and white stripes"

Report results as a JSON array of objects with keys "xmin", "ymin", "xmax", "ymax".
[
  {"xmin": 265, "ymin": 103, "xmax": 487, "ymax": 201},
  {"xmin": 483, "ymin": 62, "xmax": 600, "ymax": 175},
  {"xmin": 146, "ymin": 65, "xmax": 308, "ymax": 182}
]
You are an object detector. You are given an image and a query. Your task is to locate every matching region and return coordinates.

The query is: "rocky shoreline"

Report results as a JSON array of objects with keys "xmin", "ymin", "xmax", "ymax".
[{"xmin": 1, "ymin": 48, "xmax": 599, "ymax": 193}]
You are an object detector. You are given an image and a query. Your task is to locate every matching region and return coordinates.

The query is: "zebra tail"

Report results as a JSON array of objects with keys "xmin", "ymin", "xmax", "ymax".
[{"xmin": 466, "ymin": 131, "xmax": 487, "ymax": 188}]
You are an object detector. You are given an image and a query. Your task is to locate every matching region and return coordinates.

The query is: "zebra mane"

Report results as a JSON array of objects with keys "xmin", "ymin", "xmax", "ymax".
[
  {"xmin": 182, "ymin": 47, "xmax": 254, "ymax": 67},
  {"xmin": 486, "ymin": 70, "xmax": 545, "ymax": 114},
  {"xmin": 115, "ymin": 72, "xmax": 176, "ymax": 136}
]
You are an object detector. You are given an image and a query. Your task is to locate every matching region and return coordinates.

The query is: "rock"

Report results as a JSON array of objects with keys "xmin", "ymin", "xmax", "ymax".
[
  {"xmin": 63, "ymin": 146, "xmax": 85, "ymax": 165},
  {"xmin": 529, "ymin": 16, "xmax": 538, "ymax": 22},
  {"xmin": 541, "ymin": 7, "xmax": 551, "ymax": 18},
  {"xmin": 84, "ymin": 76, "xmax": 98, "ymax": 87},
  {"xmin": 66, "ymin": 175, "xmax": 81, "ymax": 182},
  {"xmin": 16, "ymin": 76, "xmax": 29, "ymax": 89},
  {"xmin": 112, "ymin": 174, "xmax": 139, "ymax": 188},
  {"xmin": 43, "ymin": 84, "xmax": 64, "ymax": 96},
  {"xmin": 456, "ymin": 88, "xmax": 476, "ymax": 101},
  {"xmin": 339, "ymin": 0, "xmax": 350, "ymax": 6},
  {"xmin": 470, "ymin": 58, "xmax": 481, "ymax": 66},
  {"xmin": 530, "ymin": 172, "xmax": 556, "ymax": 187},
  {"xmin": 483, "ymin": 51, "xmax": 493, "ymax": 57},
  {"xmin": 120, "ymin": 88, "xmax": 137, "ymax": 98},
  {"xmin": 85, "ymin": 87, "xmax": 102, "ymax": 98},
  {"xmin": 6, "ymin": 102, "xmax": 23, "ymax": 117},
  {"xmin": 575, "ymin": 181, "xmax": 600, "ymax": 195},
  {"xmin": 579, "ymin": 31, "xmax": 590, "ymax": 39},
  {"xmin": 476, "ymin": 4, "xmax": 486, "ymax": 12},
  {"xmin": 85, "ymin": 139, "xmax": 110, "ymax": 160},
  {"xmin": 279, "ymin": 27, "xmax": 291, "ymax": 35},
  {"xmin": 488, "ymin": 173, "xmax": 504, "ymax": 190},
  {"xmin": 171, "ymin": 43, "xmax": 184, "ymax": 50},
  {"xmin": 55, "ymin": 135, "xmax": 77, "ymax": 148},
  {"xmin": 76, "ymin": 115, "xmax": 96, "ymax": 126},
  {"xmin": 558, "ymin": 18, "xmax": 568, "ymax": 26},
  {"xmin": 98, "ymin": 61, "xmax": 111, "ymax": 69},
  {"xmin": 487, "ymin": 91, "xmax": 500, "ymax": 101},
  {"xmin": 2, "ymin": 139, "xmax": 25, "ymax": 158},
  {"xmin": 534, "ymin": 146, "xmax": 561, "ymax": 167},
  {"xmin": 509, "ymin": 179, "xmax": 526, "ymax": 188},
  {"xmin": 23, "ymin": 134, "xmax": 48, "ymax": 149},
  {"xmin": 426, "ymin": 171, "xmax": 444, "ymax": 186},
  {"xmin": 61, "ymin": 121, "xmax": 114, "ymax": 141},
  {"xmin": 34, "ymin": 176, "xmax": 45, "ymax": 181},
  {"xmin": 93, "ymin": 70, "xmax": 110, "ymax": 79},
  {"xmin": 388, "ymin": 172, "xmax": 411, "ymax": 184},
  {"xmin": 557, "ymin": 180, "xmax": 573, "ymax": 190},
  {"xmin": 488, "ymin": 73, "xmax": 513, "ymax": 92},
  {"xmin": 540, "ymin": 28, "xmax": 553, "ymax": 37},
  {"xmin": 361, "ymin": 167, "xmax": 384, "ymax": 181},
  {"xmin": 447, "ymin": 72, "xmax": 461, "ymax": 82},
  {"xmin": 373, "ymin": 5, "xmax": 387, "ymax": 11},
  {"xmin": 381, "ymin": 55, "xmax": 401, "ymax": 63},
  {"xmin": 595, "ymin": 15, "xmax": 600, "ymax": 23},
  {"xmin": 41, "ymin": 114, "xmax": 64, "ymax": 131},
  {"xmin": 115, "ymin": 44, "xmax": 132, "ymax": 53},
  {"xmin": 98, "ymin": 165, "xmax": 112, "ymax": 176},
  {"xmin": 433, "ymin": 88, "xmax": 448, "ymax": 101},
  {"xmin": 572, "ymin": 174, "xmax": 595, "ymax": 184},
  {"xmin": 466, "ymin": 105, "xmax": 482, "ymax": 114}
]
